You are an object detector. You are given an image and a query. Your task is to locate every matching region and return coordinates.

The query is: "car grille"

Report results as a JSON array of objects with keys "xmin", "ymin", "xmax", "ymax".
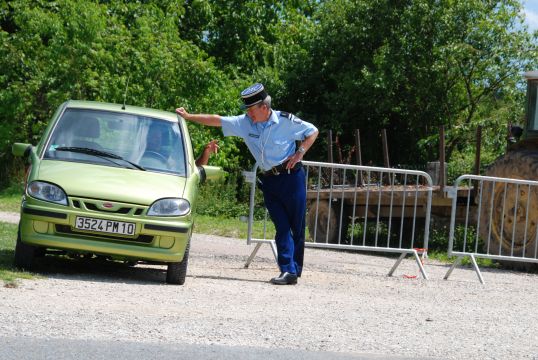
[
  {"xmin": 55, "ymin": 225, "xmax": 154, "ymax": 244},
  {"xmin": 84, "ymin": 203, "xmax": 131, "ymax": 214},
  {"xmin": 70, "ymin": 198, "xmax": 146, "ymax": 216}
]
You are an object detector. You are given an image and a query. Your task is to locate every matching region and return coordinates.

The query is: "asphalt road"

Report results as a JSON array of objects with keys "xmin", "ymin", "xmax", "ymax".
[{"xmin": 1, "ymin": 337, "xmax": 429, "ymax": 360}]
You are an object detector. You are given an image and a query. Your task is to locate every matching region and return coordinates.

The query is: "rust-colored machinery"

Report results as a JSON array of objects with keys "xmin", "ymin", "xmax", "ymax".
[
  {"xmin": 306, "ymin": 72, "xmax": 538, "ymax": 257},
  {"xmin": 479, "ymin": 71, "xmax": 538, "ymax": 263}
]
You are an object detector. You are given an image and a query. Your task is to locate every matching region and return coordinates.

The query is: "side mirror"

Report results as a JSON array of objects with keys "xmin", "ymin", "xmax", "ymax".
[
  {"xmin": 198, "ymin": 165, "xmax": 225, "ymax": 183},
  {"xmin": 12, "ymin": 143, "xmax": 32, "ymax": 158}
]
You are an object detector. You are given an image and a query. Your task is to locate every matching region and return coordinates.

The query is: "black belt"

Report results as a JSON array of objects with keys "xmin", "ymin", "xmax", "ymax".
[{"xmin": 262, "ymin": 161, "xmax": 302, "ymax": 176}]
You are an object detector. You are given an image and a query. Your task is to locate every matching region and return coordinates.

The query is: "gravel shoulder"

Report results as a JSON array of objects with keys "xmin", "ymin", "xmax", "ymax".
[
  {"xmin": 1, "ymin": 212, "xmax": 538, "ymax": 359},
  {"xmin": 0, "ymin": 211, "xmax": 20, "ymax": 224}
]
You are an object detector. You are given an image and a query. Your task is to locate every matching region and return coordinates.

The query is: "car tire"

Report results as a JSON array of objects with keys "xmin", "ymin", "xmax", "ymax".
[
  {"xmin": 166, "ymin": 239, "xmax": 190, "ymax": 285},
  {"xmin": 14, "ymin": 225, "xmax": 37, "ymax": 270}
]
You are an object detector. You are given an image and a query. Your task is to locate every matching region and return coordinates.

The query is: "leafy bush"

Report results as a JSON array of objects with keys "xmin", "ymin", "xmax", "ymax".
[
  {"xmin": 195, "ymin": 171, "xmax": 267, "ymax": 220},
  {"xmin": 348, "ymin": 220, "xmax": 389, "ymax": 246},
  {"xmin": 429, "ymin": 223, "xmax": 485, "ymax": 254},
  {"xmin": 195, "ymin": 175, "xmax": 246, "ymax": 219}
]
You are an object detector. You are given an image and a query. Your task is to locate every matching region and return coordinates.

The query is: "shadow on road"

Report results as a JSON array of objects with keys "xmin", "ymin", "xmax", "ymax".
[{"xmin": 25, "ymin": 255, "xmax": 169, "ymax": 285}]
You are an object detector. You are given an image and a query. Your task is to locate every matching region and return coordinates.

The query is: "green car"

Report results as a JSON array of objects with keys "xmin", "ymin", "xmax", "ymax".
[{"xmin": 12, "ymin": 100, "xmax": 221, "ymax": 285}]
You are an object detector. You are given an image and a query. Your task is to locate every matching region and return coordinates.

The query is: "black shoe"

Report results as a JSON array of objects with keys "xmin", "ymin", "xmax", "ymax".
[{"xmin": 270, "ymin": 272, "xmax": 298, "ymax": 285}]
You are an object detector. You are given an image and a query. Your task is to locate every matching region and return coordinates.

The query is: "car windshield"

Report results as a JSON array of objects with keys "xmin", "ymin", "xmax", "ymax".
[{"xmin": 43, "ymin": 108, "xmax": 186, "ymax": 176}]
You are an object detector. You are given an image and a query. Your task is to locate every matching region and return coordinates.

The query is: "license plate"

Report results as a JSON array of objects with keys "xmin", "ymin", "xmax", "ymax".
[{"xmin": 75, "ymin": 216, "xmax": 136, "ymax": 236}]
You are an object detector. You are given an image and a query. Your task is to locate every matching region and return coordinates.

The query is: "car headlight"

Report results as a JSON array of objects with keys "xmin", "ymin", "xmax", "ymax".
[
  {"xmin": 27, "ymin": 181, "xmax": 68, "ymax": 206},
  {"xmin": 148, "ymin": 198, "xmax": 190, "ymax": 216}
]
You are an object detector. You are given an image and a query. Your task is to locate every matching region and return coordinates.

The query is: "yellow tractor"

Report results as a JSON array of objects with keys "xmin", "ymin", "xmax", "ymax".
[{"xmin": 479, "ymin": 71, "xmax": 538, "ymax": 264}]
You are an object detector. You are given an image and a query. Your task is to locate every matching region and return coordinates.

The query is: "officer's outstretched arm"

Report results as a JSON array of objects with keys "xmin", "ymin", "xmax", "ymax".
[{"xmin": 176, "ymin": 107, "xmax": 222, "ymax": 127}]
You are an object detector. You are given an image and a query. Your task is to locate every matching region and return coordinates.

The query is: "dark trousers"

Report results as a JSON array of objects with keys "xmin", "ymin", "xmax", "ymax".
[{"xmin": 260, "ymin": 167, "xmax": 306, "ymax": 275}]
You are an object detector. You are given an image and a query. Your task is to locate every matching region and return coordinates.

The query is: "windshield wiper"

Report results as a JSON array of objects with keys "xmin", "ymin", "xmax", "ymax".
[{"xmin": 55, "ymin": 147, "xmax": 146, "ymax": 171}]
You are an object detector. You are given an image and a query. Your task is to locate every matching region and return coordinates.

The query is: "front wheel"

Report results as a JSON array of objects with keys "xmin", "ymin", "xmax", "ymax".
[
  {"xmin": 166, "ymin": 240, "xmax": 190, "ymax": 285},
  {"xmin": 14, "ymin": 225, "xmax": 37, "ymax": 270}
]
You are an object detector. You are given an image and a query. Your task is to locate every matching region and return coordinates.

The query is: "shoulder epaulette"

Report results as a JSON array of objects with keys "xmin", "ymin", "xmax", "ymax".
[
  {"xmin": 279, "ymin": 111, "xmax": 303, "ymax": 124},
  {"xmin": 279, "ymin": 111, "xmax": 291, "ymax": 119}
]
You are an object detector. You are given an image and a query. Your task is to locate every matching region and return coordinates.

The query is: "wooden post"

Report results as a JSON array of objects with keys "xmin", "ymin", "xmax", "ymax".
[
  {"xmin": 474, "ymin": 126, "xmax": 482, "ymax": 175},
  {"xmin": 474, "ymin": 125, "xmax": 482, "ymax": 196},
  {"xmin": 381, "ymin": 129, "xmax": 390, "ymax": 185},
  {"xmin": 506, "ymin": 123, "xmax": 512, "ymax": 152},
  {"xmin": 327, "ymin": 130, "xmax": 333, "ymax": 163},
  {"xmin": 355, "ymin": 129, "xmax": 363, "ymax": 185},
  {"xmin": 439, "ymin": 125, "xmax": 445, "ymax": 194},
  {"xmin": 382, "ymin": 129, "xmax": 390, "ymax": 168}
]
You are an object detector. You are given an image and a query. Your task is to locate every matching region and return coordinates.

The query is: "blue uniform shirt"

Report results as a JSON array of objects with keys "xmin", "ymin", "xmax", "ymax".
[{"xmin": 221, "ymin": 110, "xmax": 318, "ymax": 171}]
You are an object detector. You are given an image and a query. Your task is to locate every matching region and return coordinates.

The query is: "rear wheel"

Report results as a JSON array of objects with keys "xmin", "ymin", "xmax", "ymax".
[
  {"xmin": 166, "ymin": 239, "xmax": 190, "ymax": 285},
  {"xmin": 14, "ymin": 225, "xmax": 37, "ymax": 270},
  {"xmin": 480, "ymin": 150, "xmax": 538, "ymax": 270},
  {"xmin": 306, "ymin": 200, "xmax": 349, "ymax": 244}
]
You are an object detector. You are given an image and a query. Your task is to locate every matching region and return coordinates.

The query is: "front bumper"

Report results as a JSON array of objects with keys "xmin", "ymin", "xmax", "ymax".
[{"xmin": 19, "ymin": 196, "xmax": 193, "ymax": 263}]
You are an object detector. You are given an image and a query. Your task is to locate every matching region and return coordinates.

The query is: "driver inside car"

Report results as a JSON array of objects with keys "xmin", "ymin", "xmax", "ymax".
[
  {"xmin": 143, "ymin": 124, "xmax": 168, "ymax": 162},
  {"xmin": 142, "ymin": 123, "xmax": 218, "ymax": 169}
]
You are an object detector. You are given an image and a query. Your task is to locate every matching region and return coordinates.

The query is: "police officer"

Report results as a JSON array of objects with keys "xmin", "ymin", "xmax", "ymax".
[{"xmin": 176, "ymin": 83, "xmax": 318, "ymax": 285}]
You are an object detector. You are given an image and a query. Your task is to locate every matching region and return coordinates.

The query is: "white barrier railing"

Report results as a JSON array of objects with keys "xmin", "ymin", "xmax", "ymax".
[
  {"xmin": 444, "ymin": 174, "xmax": 538, "ymax": 284},
  {"xmin": 244, "ymin": 161, "xmax": 433, "ymax": 279}
]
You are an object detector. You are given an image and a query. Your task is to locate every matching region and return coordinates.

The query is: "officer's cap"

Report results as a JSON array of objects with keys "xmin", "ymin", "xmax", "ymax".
[{"xmin": 240, "ymin": 83, "xmax": 268, "ymax": 109}]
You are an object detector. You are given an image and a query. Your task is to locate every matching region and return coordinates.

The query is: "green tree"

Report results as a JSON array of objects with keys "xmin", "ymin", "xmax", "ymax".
[
  {"xmin": 2, "ymin": 0, "xmax": 537, "ymax": 190},
  {"xmin": 283, "ymin": 0, "xmax": 537, "ymax": 166},
  {"xmin": 179, "ymin": 0, "xmax": 316, "ymax": 74},
  {"xmin": 434, "ymin": 0, "xmax": 536, "ymax": 162},
  {"xmin": 0, "ymin": 0, "xmax": 249, "ymax": 187}
]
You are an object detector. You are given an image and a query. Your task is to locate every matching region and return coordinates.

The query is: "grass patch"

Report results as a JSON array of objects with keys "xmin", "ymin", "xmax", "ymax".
[
  {"xmin": 0, "ymin": 185, "xmax": 23, "ymax": 213},
  {"xmin": 194, "ymin": 214, "xmax": 276, "ymax": 239},
  {"xmin": 0, "ymin": 222, "xmax": 34, "ymax": 284},
  {"xmin": 0, "ymin": 194, "xmax": 21, "ymax": 213},
  {"xmin": 427, "ymin": 250, "xmax": 498, "ymax": 267}
]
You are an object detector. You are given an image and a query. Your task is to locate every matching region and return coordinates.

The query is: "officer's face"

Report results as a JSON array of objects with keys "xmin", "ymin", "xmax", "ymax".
[{"xmin": 247, "ymin": 103, "xmax": 270, "ymax": 123}]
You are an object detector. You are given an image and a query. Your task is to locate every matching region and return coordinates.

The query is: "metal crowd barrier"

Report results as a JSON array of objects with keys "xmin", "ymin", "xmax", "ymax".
[
  {"xmin": 243, "ymin": 161, "xmax": 433, "ymax": 279},
  {"xmin": 444, "ymin": 175, "xmax": 538, "ymax": 284}
]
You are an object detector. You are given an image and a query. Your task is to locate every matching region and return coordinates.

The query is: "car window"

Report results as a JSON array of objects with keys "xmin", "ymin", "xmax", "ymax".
[{"xmin": 44, "ymin": 108, "xmax": 187, "ymax": 176}]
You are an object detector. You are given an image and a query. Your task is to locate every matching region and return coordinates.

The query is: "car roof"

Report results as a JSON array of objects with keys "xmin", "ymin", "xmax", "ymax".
[{"xmin": 64, "ymin": 100, "xmax": 178, "ymax": 122}]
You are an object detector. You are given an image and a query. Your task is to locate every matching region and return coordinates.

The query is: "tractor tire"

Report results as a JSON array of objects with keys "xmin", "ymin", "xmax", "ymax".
[
  {"xmin": 479, "ymin": 150, "xmax": 538, "ymax": 270},
  {"xmin": 306, "ymin": 200, "xmax": 349, "ymax": 244},
  {"xmin": 166, "ymin": 239, "xmax": 190, "ymax": 285}
]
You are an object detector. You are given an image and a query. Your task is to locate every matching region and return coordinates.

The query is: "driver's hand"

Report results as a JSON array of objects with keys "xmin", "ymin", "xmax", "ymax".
[{"xmin": 205, "ymin": 140, "xmax": 219, "ymax": 155}]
